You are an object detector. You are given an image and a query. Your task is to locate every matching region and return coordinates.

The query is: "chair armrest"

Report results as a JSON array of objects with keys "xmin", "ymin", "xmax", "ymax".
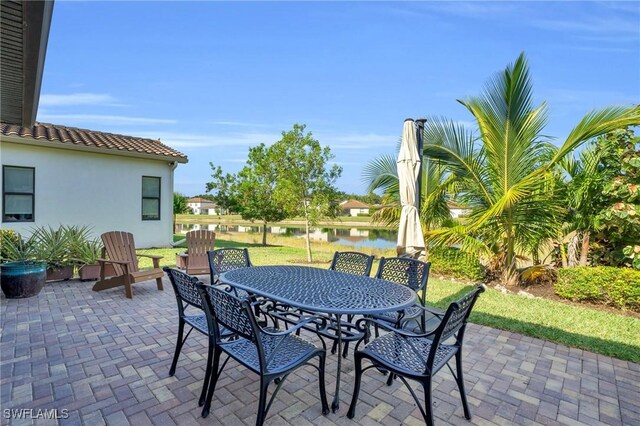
[
  {"xmin": 137, "ymin": 254, "xmax": 163, "ymax": 259},
  {"xmin": 357, "ymin": 317, "xmax": 437, "ymax": 339},
  {"xmin": 97, "ymin": 258, "xmax": 129, "ymax": 266},
  {"xmin": 171, "ymin": 238, "xmax": 186, "ymax": 247},
  {"xmin": 413, "ymin": 304, "xmax": 445, "ymax": 317},
  {"xmin": 262, "ymin": 315, "xmax": 327, "ymax": 337}
]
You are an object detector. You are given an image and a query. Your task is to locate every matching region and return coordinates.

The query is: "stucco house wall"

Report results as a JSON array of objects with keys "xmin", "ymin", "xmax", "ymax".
[
  {"xmin": 187, "ymin": 202, "xmax": 217, "ymax": 215},
  {"xmin": 348, "ymin": 208, "xmax": 369, "ymax": 217},
  {"xmin": 1, "ymin": 141, "xmax": 176, "ymax": 248}
]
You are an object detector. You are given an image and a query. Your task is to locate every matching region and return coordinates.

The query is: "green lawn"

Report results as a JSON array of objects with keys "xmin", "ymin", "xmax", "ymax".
[{"xmin": 137, "ymin": 235, "xmax": 640, "ymax": 363}]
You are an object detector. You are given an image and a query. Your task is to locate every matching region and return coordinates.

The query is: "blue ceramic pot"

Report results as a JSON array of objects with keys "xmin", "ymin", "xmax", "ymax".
[{"xmin": 0, "ymin": 261, "xmax": 47, "ymax": 299}]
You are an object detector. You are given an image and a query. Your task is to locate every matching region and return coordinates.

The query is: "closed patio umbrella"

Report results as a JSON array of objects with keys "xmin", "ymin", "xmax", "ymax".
[{"xmin": 397, "ymin": 119, "xmax": 426, "ymax": 258}]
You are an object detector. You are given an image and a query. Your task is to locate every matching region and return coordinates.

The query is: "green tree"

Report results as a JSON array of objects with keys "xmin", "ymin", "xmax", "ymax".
[
  {"xmin": 591, "ymin": 129, "xmax": 640, "ymax": 268},
  {"xmin": 205, "ymin": 165, "xmax": 239, "ymax": 214},
  {"xmin": 560, "ymin": 138, "xmax": 617, "ymax": 266},
  {"xmin": 420, "ymin": 53, "xmax": 640, "ymax": 285},
  {"xmin": 173, "ymin": 192, "xmax": 191, "ymax": 215},
  {"xmin": 173, "ymin": 192, "xmax": 192, "ymax": 232},
  {"xmin": 235, "ymin": 144, "xmax": 287, "ymax": 246},
  {"xmin": 271, "ymin": 124, "xmax": 342, "ymax": 262}
]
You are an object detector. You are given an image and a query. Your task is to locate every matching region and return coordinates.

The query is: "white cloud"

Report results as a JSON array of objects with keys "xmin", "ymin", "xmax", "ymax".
[
  {"xmin": 37, "ymin": 114, "xmax": 177, "ymax": 126},
  {"xmin": 210, "ymin": 121, "xmax": 273, "ymax": 128},
  {"xmin": 39, "ymin": 93, "xmax": 124, "ymax": 107},
  {"xmin": 125, "ymin": 130, "xmax": 280, "ymax": 149},
  {"xmin": 317, "ymin": 132, "xmax": 398, "ymax": 150},
  {"xmin": 531, "ymin": 16, "xmax": 639, "ymax": 36}
]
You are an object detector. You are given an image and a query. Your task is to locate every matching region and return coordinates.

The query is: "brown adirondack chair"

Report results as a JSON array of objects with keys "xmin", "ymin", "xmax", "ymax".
[
  {"xmin": 176, "ymin": 230, "xmax": 216, "ymax": 275},
  {"xmin": 92, "ymin": 231, "xmax": 164, "ymax": 299}
]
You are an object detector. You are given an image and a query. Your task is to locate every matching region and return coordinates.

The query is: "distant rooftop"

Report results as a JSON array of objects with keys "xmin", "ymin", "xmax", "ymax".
[
  {"xmin": 188, "ymin": 197, "xmax": 216, "ymax": 204},
  {"xmin": 340, "ymin": 199, "xmax": 370, "ymax": 209}
]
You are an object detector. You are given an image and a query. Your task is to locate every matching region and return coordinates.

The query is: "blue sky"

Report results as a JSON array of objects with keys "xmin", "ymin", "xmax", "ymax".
[{"xmin": 38, "ymin": 1, "xmax": 639, "ymax": 196}]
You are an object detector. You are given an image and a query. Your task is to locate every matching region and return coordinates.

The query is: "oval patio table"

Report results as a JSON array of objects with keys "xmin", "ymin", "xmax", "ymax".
[{"xmin": 220, "ymin": 265, "xmax": 416, "ymax": 413}]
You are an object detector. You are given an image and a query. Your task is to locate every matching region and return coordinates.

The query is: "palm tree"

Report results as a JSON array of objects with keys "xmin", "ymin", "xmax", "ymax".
[{"xmin": 420, "ymin": 53, "xmax": 640, "ymax": 285}]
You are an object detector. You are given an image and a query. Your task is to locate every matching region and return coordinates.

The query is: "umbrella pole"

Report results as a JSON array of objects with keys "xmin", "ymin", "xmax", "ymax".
[{"xmin": 415, "ymin": 118, "xmax": 426, "ymax": 213}]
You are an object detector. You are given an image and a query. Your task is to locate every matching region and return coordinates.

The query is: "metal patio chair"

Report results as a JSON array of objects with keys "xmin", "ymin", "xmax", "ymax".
[
  {"xmin": 329, "ymin": 251, "xmax": 374, "ymax": 356},
  {"xmin": 330, "ymin": 251, "xmax": 375, "ymax": 277},
  {"xmin": 207, "ymin": 247, "xmax": 252, "ymax": 297},
  {"xmin": 207, "ymin": 247, "xmax": 251, "ymax": 284},
  {"xmin": 372, "ymin": 256, "xmax": 437, "ymax": 333},
  {"xmin": 347, "ymin": 285, "xmax": 485, "ymax": 426},
  {"xmin": 164, "ymin": 267, "xmax": 234, "ymax": 407},
  {"xmin": 196, "ymin": 282, "xmax": 330, "ymax": 425}
]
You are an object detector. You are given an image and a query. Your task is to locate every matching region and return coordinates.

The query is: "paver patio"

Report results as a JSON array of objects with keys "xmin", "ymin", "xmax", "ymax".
[{"xmin": 1, "ymin": 277, "xmax": 639, "ymax": 425}]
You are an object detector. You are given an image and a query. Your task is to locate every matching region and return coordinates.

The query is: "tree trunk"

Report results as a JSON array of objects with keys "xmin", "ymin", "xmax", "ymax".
[
  {"xmin": 262, "ymin": 221, "xmax": 268, "ymax": 246},
  {"xmin": 559, "ymin": 232, "xmax": 567, "ymax": 268},
  {"xmin": 579, "ymin": 232, "xmax": 590, "ymax": 266},
  {"xmin": 567, "ymin": 233, "xmax": 579, "ymax": 267},
  {"xmin": 305, "ymin": 218, "xmax": 312, "ymax": 263},
  {"xmin": 503, "ymin": 215, "xmax": 518, "ymax": 286}
]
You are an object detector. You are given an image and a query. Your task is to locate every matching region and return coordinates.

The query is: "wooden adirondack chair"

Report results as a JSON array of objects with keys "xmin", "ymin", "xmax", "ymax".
[
  {"xmin": 92, "ymin": 231, "xmax": 164, "ymax": 299},
  {"xmin": 176, "ymin": 230, "xmax": 216, "ymax": 275}
]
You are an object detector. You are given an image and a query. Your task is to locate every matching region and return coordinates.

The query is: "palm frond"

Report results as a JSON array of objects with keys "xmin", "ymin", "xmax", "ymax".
[
  {"xmin": 422, "ymin": 119, "xmax": 492, "ymax": 202},
  {"xmin": 362, "ymin": 154, "xmax": 398, "ymax": 194},
  {"xmin": 551, "ymin": 105, "xmax": 640, "ymax": 166}
]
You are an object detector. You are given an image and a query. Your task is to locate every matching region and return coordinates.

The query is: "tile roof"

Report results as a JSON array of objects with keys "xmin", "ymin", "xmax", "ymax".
[
  {"xmin": 0, "ymin": 122, "xmax": 188, "ymax": 163},
  {"xmin": 187, "ymin": 197, "xmax": 216, "ymax": 204},
  {"xmin": 341, "ymin": 199, "xmax": 370, "ymax": 209}
]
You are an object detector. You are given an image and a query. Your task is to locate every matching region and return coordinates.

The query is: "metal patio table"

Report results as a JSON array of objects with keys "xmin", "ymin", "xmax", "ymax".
[{"xmin": 220, "ymin": 265, "xmax": 416, "ymax": 413}]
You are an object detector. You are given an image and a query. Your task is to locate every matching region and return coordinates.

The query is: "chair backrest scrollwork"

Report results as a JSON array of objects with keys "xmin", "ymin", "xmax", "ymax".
[
  {"xmin": 376, "ymin": 257, "xmax": 431, "ymax": 304},
  {"xmin": 164, "ymin": 267, "xmax": 203, "ymax": 315},
  {"xmin": 208, "ymin": 248, "xmax": 251, "ymax": 284},
  {"xmin": 330, "ymin": 251, "xmax": 375, "ymax": 276}
]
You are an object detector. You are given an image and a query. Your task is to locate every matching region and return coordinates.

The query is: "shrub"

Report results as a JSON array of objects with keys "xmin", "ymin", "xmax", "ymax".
[
  {"xmin": 556, "ymin": 267, "xmax": 640, "ymax": 312},
  {"xmin": 427, "ymin": 247, "xmax": 486, "ymax": 281},
  {"xmin": 0, "ymin": 229, "xmax": 22, "ymax": 261}
]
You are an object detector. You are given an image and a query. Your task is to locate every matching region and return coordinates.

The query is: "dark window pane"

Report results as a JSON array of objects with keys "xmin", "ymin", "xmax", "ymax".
[
  {"xmin": 4, "ymin": 194, "xmax": 32, "ymax": 214},
  {"xmin": 142, "ymin": 177, "xmax": 160, "ymax": 197},
  {"xmin": 142, "ymin": 199, "xmax": 160, "ymax": 220},
  {"xmin": 4, "ymin": 168, "xmax": 34, "ymax": 192}
]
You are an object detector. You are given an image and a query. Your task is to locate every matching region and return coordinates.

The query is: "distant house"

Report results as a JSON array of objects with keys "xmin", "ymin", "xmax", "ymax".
[
  {"xmin": 448, "ymin": 202, "xmax": 470, "ymax": 219},
  {"xmin": 0, "ymin": 3, "xmax": 187, "ymax": 248},
  {"xmin": 340, "ymin": 199, "xmax": 370, "ymax": 217},
  {"xmin": 187, "ymin": 197, "xmax": 223, "ymax": 215}
]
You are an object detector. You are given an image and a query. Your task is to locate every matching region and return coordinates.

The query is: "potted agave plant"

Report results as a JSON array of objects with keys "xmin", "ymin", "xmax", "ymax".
[
  {"xmin": 0, "ymin": 230, "xmax": 47, "ymax": 299},
  {"xmin": 31, "ymin": 226, "xmax": 75, "ymax": 282},
  {"xmin": 73, "ymin": 237, "xmax": 103, "ymax": 281}
]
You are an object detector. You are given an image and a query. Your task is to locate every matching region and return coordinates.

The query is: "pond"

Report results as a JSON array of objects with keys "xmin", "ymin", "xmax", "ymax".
[{"xmin": 175, "ymin": 223, "xmax": 397, "ymax": 250}]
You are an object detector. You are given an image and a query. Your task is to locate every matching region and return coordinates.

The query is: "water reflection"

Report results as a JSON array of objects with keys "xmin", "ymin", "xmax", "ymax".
[{"xmin": 175, "ymin": 223, "xmax": 397, "ymax": 249}]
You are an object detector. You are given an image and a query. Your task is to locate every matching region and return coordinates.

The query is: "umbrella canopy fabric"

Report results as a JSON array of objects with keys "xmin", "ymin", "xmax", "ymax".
[{"xmin": 397, "ymin": 119, "xmax": 426, "ymax": 257}]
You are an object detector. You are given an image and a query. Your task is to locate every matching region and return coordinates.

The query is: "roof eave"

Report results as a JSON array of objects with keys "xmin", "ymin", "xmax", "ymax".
[
  {"xmin": 23, "ymin": 0, "xmax": 54, "ymax": 127},
  {"xmin": 0, "ymin": 134, "xmax": 189, "ymax": 164}
]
